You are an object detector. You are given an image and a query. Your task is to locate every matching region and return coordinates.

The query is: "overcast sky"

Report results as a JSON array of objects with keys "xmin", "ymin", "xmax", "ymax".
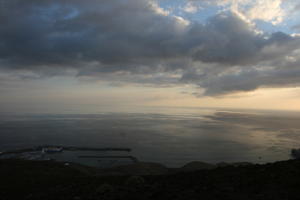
[{"xmin": 1, "ymin": 0, "xmax": 300, "ymax": 113}]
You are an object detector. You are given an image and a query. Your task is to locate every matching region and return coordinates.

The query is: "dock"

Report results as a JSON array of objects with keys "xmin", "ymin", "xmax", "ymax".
[
  {"xmin": 61, "ymin": 146, "xmax": 131, "ymax": 152},
  {"xmin": 0, "ymin": 145, "xmax": 131, "ymax": 156},
  {"xmin": 78, "ymin": 155, "xmax": 139, "ymax": 163}
]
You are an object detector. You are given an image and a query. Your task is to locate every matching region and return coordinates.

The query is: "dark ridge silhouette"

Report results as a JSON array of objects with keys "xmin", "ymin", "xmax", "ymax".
[{"xmin": 1, "ymin": 158, "xmax": 300, "ymax": 200}]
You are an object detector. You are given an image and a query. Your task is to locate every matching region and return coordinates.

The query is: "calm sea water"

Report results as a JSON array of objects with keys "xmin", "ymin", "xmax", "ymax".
[{"xmin": 1, "ymin": 107, "xmax": 300, "ymax": 167}]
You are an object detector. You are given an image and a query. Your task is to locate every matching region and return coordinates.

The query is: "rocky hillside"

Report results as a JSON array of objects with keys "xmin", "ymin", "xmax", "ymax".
[{"xmin": 1, "ymin": 159, "xmax": 300, "ymax": 200}]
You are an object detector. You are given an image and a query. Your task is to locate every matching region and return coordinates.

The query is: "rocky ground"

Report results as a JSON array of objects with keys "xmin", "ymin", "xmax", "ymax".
[{"xmin": 1, "ymin": 159, "xmax": 300, "ymax": 200}]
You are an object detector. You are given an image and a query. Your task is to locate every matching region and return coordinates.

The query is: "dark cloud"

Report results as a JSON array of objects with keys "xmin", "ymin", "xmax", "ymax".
[
  {"xmin": 0, "ymin": 0, "xmax": 300, "ymax": 96},
  {"xmin": 0, "ymin": 0, "xmax": 184, "ymax": 69},
  {"xmin": 197, "ymin": 67, "xmax": 300, "ymax": 96}
]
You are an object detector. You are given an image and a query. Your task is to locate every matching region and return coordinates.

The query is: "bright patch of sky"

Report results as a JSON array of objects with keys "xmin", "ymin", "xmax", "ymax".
[
  {"xmin": 159, "ymin": 0, "xmax": 220, "ymax": 23},
  {"xmin": 158, "ymin": 0, "xmax": 300, "ymax": 35}
]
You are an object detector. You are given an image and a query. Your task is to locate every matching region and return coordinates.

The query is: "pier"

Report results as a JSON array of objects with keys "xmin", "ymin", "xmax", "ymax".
[
  {"xmin": 0, "ymin": 145, "xmax": 132, "ymax": 156},
  {"xmin": 78, "ymin": 155, "xmax": 139, "ymax": 163}
]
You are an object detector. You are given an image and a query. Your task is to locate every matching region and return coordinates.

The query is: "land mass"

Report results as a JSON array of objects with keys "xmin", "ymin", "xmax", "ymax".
[{"xmin": 1, "ymin": 158, "xmax": 300, "ymax": 200}]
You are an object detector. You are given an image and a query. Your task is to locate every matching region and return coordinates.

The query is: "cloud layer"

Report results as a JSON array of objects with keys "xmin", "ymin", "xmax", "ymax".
[
  {"xmin": 0, "ymin": 0, "xmax": 300, "ymax": 96},
  {"xmin": 188, "ymin": 0, "xmax": 287, "ymax": 24}
]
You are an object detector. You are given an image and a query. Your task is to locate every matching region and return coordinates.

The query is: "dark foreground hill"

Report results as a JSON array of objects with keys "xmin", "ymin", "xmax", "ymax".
[{"xmin": 1, "ymin": 159, "xmax": 300, "ymax": 200}]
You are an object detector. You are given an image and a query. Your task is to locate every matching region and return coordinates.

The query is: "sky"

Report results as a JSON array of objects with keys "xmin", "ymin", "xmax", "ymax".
[{"xmin": 1, "ymin": 0, "xmax": 300, "ymax": 113}]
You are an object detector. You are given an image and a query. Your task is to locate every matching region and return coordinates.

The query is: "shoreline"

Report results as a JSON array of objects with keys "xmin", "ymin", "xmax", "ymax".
[{"xmin": 1, "ymin": 145, "xmax": 297, "ymax": 171}]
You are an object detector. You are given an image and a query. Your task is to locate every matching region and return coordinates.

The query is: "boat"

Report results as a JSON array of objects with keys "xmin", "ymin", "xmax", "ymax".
[{"xmin": 42, "ymin": 147, "xmax": 63, "ymax": 153}]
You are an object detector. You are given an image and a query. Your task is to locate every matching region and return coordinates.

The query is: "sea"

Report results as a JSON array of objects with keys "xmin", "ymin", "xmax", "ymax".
[{"xmin": 0, "ymin": 107, "xmax": 300, "ymax": 167}]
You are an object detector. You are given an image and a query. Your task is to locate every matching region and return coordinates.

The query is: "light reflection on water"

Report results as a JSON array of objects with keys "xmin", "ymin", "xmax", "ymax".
[{"xmin": 0, "ymin": 108, "xmax": 300, "ymax": 167}]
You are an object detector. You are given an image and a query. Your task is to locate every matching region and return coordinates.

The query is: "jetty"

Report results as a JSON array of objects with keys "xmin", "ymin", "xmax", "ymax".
[
  {"xmin": 78, "ymin": 155, "xmax": 139, "ymax": 163},
  {"xmin": 0, "ymin": 145, "xmax": 131, "ymax": 156}
]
